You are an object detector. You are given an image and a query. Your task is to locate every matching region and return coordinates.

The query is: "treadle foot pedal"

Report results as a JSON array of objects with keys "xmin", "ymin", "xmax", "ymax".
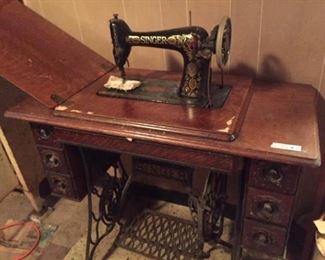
[{"xmin": 115, "ymin": 210, "xmax": 206, "ymax": 259}]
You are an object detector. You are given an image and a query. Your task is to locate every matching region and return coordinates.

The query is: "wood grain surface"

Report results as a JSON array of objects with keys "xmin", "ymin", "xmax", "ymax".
[
  {"xmin": 5, "ymin": 79, "xmax": 320, "ymax": 167},
  {"xmin": 0, "ymin": 0, "xmax": 114, "ymax": 108},
  {"xmin": 53, "ymin": 69, "xmax": 253, "ymax": 142},
  {"xmin": 53, "ymin": 126, "xmax": 241, "ymax": 173},
  {"xmin": 0, "ymin": 1, "xmax": 319, "ymax": 167}
]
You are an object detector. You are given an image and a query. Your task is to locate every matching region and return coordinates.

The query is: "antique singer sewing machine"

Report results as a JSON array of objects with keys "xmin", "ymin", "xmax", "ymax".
[
  {"xmin": 2, "ymin": 2, "xmax": 320, "ymax": 259},
  {"xmin": 66, "ymin": 14, "xmax": 240, "ymax": 260},
  {"xmin": 97, "ymin": 14, "xmax": 232, "ymax": 108}
]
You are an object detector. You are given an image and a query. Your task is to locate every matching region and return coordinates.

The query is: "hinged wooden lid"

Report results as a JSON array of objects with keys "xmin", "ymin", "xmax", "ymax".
[{"xmin": 0, "ymin": 0, "xmax": 115, "ymax": 108}]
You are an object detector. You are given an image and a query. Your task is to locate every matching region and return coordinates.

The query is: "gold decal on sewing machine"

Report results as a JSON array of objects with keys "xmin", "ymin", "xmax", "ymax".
[
  {"xmin": 167, "ymin": 34, "xmax": 196, "ymax": 49},
  {"xmin": 127, "ymin": 34, "xmax": 196, "ymax": 50},
  {"xmin": 127, "ymin": 35, "xmax": 168, "ymax": 45},
  {"xmin": 182, "ymin": 62, "xmax": 201, "ymax": 97},
  {"xmin": 184, "ymin": 78, "xmax": 199, "ymax": 97},
  {"xmin": 187, "ymin": 63, "xmax": 198, "ymax": 77}
]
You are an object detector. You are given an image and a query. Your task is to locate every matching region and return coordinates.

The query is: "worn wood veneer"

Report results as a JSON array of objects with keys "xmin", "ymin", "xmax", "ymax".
[
  {"xmin": 53, "ymin": 69, "xmax": 253, "ymax": 142},
  {"xmin": 5, "ymin": 79, "xmax": 320, "ymax": 167},
  {"xmin": 53, "ymin": 127, "xmax": 241, "ymax": 173},
  {"xmin": 245, "ymin": 187, "xmax": 295, "ymax": 226},
  {"xmin": 0, "ymin": 0, "xmax": 114, "ymax": 108},
  {"xmin": 1, "ymin": 0, "xmax": 320, "ymax": 167}
]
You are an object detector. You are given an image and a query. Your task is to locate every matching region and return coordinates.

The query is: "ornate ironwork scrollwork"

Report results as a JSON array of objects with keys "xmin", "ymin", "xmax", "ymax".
[
  {"xmin": 114, "ymin": 210, "xmax": 201, "ymax": 260},
  {"xmin": 81, "ymin": 151, "xmax": 229, "ymax": 259},
  {"xmin": 80, "ymin": 148, "xmax": 129, "ymax": 260},
  {"xmin": 189, "ymin": 170, "xmax": 228, "ymax": 247}
]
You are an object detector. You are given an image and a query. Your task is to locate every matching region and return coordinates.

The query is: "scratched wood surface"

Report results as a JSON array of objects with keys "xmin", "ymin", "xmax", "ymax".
[
  {"xmin": 0, "ymin": 0, "xmax": 114, "ymax": 108},
  {"xmin": 5, "ymin": 80, "xmax": 320, "ymax": 167},
  {"xmin": 53, "ymin": 69, "xmax": 253, "ymax": 142},
  {"xmin": 0, "ymin": 0, "xmax": 320, "ymax": 167}
]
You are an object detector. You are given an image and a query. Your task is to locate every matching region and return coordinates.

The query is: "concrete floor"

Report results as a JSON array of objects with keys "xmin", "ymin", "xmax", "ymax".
[{"xmin": 0, "ymin": 191, "xmax": 232, "ymax": 259}]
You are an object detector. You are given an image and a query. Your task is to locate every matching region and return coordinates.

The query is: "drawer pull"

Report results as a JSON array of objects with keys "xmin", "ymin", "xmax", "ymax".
[
  {"xmin": 54, "ymin": 179, "xmax": 67, "ymax": 191},
  {"xmin": 38, "ymin": 128, "xmax": 50, "ymax": 140},
  {"xmin": 256, "ymin": 201, "xmax": 278, "ymax": 219},
  {"xmin": 262, "ymin": 202, "xmax": 276, "ymax": 214},
  {"xmin": 253, "ymin": 231, "xmax": 272, "ymax": 246},
  {"xmin": 51, "ymin": 177, "xmax": 68, "ymax": 195},
  {"xmin": 265, "ymin": 168, "xmax": 283, "ymax": 185},
  {"xmin": 45, "ymin": 153, "xmax": 60, "ymax": 168}
]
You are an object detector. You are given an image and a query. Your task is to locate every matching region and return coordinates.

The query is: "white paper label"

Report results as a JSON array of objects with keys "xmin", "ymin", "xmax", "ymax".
[{"xmin": 270, "ymin": 142, "xmax": 302, "ymax": 152}]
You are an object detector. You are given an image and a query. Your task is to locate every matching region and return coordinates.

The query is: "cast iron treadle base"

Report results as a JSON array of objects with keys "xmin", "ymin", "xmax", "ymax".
[{"xmin": 116, "ymin": 210, "xmax": 202, "ymax": 260}]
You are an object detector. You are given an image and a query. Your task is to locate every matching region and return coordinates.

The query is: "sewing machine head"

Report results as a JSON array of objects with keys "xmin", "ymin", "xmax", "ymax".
[{"xmin": 107, "ymin": 14, "xmax": 231, "ymax": 108}]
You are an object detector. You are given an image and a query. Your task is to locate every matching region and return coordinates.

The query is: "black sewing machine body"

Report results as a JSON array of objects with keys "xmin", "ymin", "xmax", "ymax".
[{"xmin": 98, "ymin": 15, "xmax": 232, "ymax": 108}]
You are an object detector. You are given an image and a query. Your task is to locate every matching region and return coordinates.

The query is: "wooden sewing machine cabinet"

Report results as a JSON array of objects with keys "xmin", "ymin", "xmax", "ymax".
[
  {"xmin": 6, "ymin": 75, "xmax": 320, "ymax": 259},
  {"xmin": 0, "ymin": 1, "xmax": 321, "ymax": 259}
]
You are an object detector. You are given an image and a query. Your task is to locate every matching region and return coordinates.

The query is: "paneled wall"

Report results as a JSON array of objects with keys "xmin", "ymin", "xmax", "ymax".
[{"xmin": 24, "ymin": 0, "xmax": 325, "ymax": 98}]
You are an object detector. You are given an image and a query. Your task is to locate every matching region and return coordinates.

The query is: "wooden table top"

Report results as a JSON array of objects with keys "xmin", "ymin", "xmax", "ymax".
[
  {"xmin": 5, "ymin": 77, "xmax": 320, "ymax": 167},
  {"xmin": 0, "ymin": 0, "xmax": 114, "ymax": 108},
  {"xmin": 52, "ymin": 69, "xmax": 253, "ymax": 142},
  {"xmin": 1, "ymin": 0, "xmax": 321, "ymax": 168}
]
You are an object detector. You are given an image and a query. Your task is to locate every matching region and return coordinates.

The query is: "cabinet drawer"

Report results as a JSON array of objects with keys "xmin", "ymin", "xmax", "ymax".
[
  {"xmin": 31, "ymin": 124, "xmax": 61, "ymax": 147},
  {"xmin": 245, "ymin": 187, "xmax": 294, "ymax": 226},
  {"xmin": 47, "ymin": 173, "xmax": 76, "ymax": 198},
  {"xmin": 249, "ymin": 160, "xmax": 300, "ymax": 194},
  {"xmin": 38, "ymin": 147, "xmax": 68, "ymax": 173},
  {"xmin": 54, "ymin": 127, "xmax": 242, "ymax": 173},
  {"xmin": 242, "ymin": 219, "xmax": 287, "ymax": 257}
]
